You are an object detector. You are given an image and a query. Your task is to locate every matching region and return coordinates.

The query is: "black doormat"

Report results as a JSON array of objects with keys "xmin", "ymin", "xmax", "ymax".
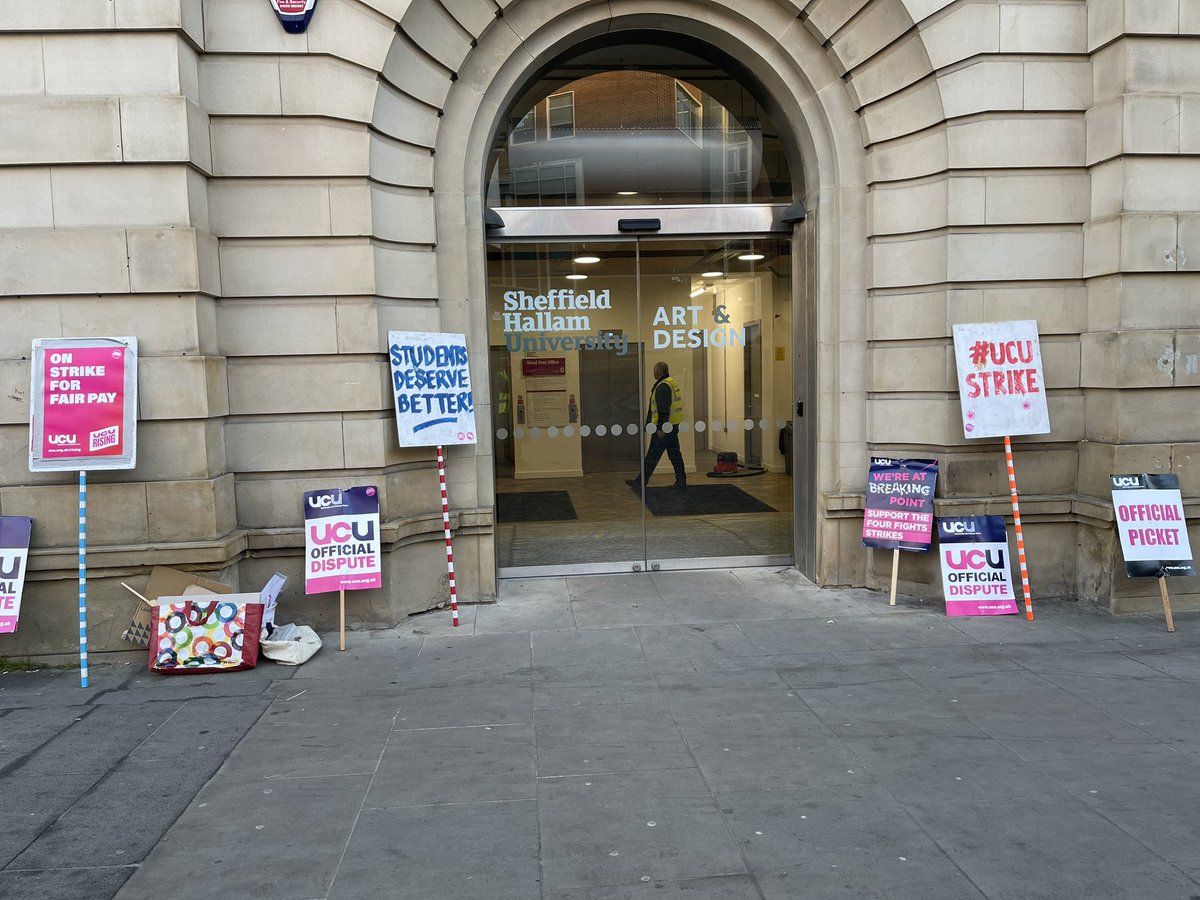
[
  {"xmin": 497, "ymin": 490, "xmax": 578, "ymax": 523},
  {"xmin": 643, "ymin": 484, "xmax": 777, "ymax": 517}
]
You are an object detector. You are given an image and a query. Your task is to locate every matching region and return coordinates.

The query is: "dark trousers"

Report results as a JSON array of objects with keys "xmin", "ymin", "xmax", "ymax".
[{"xmin": 641, "ymin": 429, "xmax": 686, "ymax": 486}]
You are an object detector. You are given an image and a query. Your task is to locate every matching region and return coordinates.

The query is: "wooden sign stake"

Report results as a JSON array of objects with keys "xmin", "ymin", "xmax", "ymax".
[
  {"xmin": 888, "ymin": 547, "xmax": 900, "ymax": 606},
  {"xmin": 1003, "ymin": 436, "xmax": 1034, "ymax": 620},
  {"xmin": 339, "ymin": 587, "xmax": 346, "ymax": 650},
  {"xmin": 1158, "ymin": 575, "xmax": 1175, "ymax": 633}
]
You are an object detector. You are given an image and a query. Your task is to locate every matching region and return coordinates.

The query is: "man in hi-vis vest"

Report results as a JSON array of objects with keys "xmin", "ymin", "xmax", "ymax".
[{"xmin": 627, "ymin": 361, "xmax": 687, "ymax": 495}]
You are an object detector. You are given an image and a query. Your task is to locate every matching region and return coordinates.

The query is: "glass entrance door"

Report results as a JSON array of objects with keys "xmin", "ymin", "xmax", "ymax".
[{"xmin": 487, "ymin": 236, "xmax": 792, "ymax": 575}]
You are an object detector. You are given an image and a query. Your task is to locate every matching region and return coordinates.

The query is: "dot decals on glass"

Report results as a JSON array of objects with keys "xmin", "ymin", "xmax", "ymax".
[
  {"xmin": 678, "ymin": 421, "xmax": 690, "ymax": 433},
  {"xmin": 711, "ymin": 421, "xmax": 723, "ymax": 433},
  {"xmin": 596, "ymin": 425, "xmax": 607, "ymax": 436},
  {"xmin": 563, "ymin": 426, "xmax": 574, "ymax": 437},
  {"xmin": 514, "ymin": 428, "xmax": 526, "ymax": 439},
  {"xmin": 695, "ymin": 421, "xmax": 706, "ymax": 433},
  {"xmin": 580, "ymin": 426, "xmax": 591, "ymax": 437},
  {"xmin": 530, "ymin": 427, "xmax": 542, "ymax": 438},
  {"xmin": 662, "ymin": 423, "xmax": 673, "ymax": 434},
  {"xmin": 547, "ymin": 426, "xmax": 559, "ymax": 438},
  {"xmin": 497, "ymin": 428, "xmax": 509, "ymax": 440},
  {"xmin": 759, "ymin": 418, "xmax": 770, "ymax": 430},
  {"xmin": 644, "ymin": 423, "xmax": 656, "ymax": 434}
]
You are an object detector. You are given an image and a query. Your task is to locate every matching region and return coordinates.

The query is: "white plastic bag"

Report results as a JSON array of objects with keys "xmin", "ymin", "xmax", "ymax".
[{"xmin": 260, "ymin": 624, "xmax": 322, "ymax": 666}]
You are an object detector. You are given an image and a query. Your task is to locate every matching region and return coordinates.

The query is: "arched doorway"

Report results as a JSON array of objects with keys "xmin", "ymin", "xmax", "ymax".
[
  {"xmin": 399, "ymin": 1, "xmax": 874, "ymax": 591},
  {"xmin": 482, "ymin": 38, "xmax": 810, "ymax": 577}
]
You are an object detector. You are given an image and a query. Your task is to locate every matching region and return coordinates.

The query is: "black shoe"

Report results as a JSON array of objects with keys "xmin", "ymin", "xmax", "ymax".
[
  {"xmin": 673, "ymin": 482, "xmax": 687, "ymax": 491},
  {"xmin": 625, "ymin": 478, "xmax": 643, "ymax": 494}
]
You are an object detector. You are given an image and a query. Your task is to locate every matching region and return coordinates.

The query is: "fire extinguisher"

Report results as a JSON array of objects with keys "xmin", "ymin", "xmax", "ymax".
[{"xmin": 568, "ymin": 393, "xmax": 578, "ymax": 423}]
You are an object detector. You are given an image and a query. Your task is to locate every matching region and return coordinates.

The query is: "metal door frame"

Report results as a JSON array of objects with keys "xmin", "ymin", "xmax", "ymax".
[{"xmin": 489, "ymin": 203, "xmax": 804, "ymax": 578}]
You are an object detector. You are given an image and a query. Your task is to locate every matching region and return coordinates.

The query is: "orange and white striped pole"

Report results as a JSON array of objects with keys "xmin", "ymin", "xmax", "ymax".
[
  {"xmin": 1004, "ymin": 435, "xmax": 1033, "ymax": 620},
  {"xmin": 436, "ymin": 445, "xmax": 460, "ymax": 627}
]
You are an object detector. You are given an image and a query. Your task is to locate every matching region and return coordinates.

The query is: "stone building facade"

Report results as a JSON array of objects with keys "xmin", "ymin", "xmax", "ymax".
[{"xmin": 1, "ymin": 0, "xmax": 1198, "ymax": 657}]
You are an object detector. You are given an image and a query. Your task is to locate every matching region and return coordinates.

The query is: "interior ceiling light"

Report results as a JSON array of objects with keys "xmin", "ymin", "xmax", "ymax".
[
  {"xmin": 565, "ymin": 273, "xmax": 588, "ymax": 280},
  {"xmin": 689, "ymin": 285, "xmax": 707, "ymax": 298},
  {"xmin": 617, "ymin": 191, "xmax": 638, "ymax": 196},
  {"xmin": 738, "ymin": 252, "xmax": 765, "ymax": 261},
  {"xmin": 701, "ymin": 271, "xmax": 723, "ymax": 278},
  {"xmin": 574, "ymin": 255, "xmax": 601, "ymax": 264}
]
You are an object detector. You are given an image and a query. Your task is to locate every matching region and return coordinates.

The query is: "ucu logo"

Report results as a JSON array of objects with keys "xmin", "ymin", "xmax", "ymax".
[
  {"xmin": 944, "ymin": 549, "xmax": 1005, "ymax": 570},
  {"xmin": 1110, "ymin": 476, "xmax": 1141, "ymax": 488},
  {"xmin": 307, "ymin": 492, "xmax": 343, "ymax": 509},
  {"xmin": 940, "ymin": 520, "xmax": 979, "ymax": 536},
  {"xmin": 309, "ymin": 520, "xmax": 376, "ymax": 545},
  {"xmin": 48, "ymin": 434, "xmax": 78, "ymax": 445}
]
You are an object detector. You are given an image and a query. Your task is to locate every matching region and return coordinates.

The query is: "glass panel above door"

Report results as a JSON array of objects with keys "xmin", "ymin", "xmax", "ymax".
[{"xmin": 485, "ymin": 42, "xmax": 794, "ymax": 208}]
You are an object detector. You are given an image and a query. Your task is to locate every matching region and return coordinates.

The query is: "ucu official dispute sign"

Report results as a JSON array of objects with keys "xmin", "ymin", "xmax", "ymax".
[
  {"xmin": 303, "ymin": 486, "xmax": 381, "ymax": 595},
  {"xmin": 937, "ymin": 515, "xmax": 1019, "ymax": 616}
]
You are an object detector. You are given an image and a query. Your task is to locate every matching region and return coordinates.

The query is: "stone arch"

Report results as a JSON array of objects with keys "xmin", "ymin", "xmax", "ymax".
[{"xmin": 365, "ymin": 0, "xmax": 984, "ymax": 586}]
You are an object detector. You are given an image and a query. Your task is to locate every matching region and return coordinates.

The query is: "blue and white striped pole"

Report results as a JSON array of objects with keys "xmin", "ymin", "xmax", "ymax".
[{"xmin": 78, "ymin": 470, "xmax": 89, "ymax": 688}]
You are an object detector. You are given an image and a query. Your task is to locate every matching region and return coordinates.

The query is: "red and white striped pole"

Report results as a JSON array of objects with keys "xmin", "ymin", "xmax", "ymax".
[
  {"xmin": 1004, "ymin": 435, "xmax": 1033, "ymax": 620},
  {"xmin": 436, "ymin": 445, "xmax": 460, "ymax": 627}
]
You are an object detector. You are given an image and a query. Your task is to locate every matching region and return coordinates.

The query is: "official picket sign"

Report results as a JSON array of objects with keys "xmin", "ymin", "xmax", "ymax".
[
  {"xmin": 937, "ymin": 516, "xmax": 1019, "ymax": 616},
  {"xmin": 303, "ymin": 487, "xmax": 382, "ymax": 595},
  {"xmin": 0, "ymin": 517, "xmax": 33, "ymax": 634},
  {"xmin": 29, "ymin": 337, "xmax": 138, "ymax": 472},
  {"xmin": 388, "ymin": 331, "xmax": 477, "ymax": 448},
  {"xmin": 951, "ymin": 320, "xmax": 1049, "ymax": 439},
  {"xmin": 862, "ymin": 457, "xmax": 938, "ymax": 551},
  {"xmin": 1110, "ymin": 473, "xmax": 1196, "ymax": 578}
]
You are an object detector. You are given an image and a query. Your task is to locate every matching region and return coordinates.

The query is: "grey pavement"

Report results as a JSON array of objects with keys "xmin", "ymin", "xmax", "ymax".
[{"xmin": 2, "ymin": 568, "xmax": 1200, "ymax": 899}]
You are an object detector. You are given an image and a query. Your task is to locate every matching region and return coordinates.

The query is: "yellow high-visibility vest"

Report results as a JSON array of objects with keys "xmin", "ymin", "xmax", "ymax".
[{"xmin": 647, "ymin": 376, "xmax": 684, "ymax": 425}]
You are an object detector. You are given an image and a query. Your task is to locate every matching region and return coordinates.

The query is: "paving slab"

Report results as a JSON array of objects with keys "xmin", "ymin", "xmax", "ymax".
[
  {"xmin": 367, "ymin": 723, "xmax": 536, "ymax": 807},
  {"xmin": 120, "ymin": 772, "xmax": 374, "ymax": 900},
  {"xmin": 0, "ymin": 569, "xmax": 1196, "ymax": 900},
  {"xmin": 531, "ymin": 627, "xmax": 648, "ymax": 668},
  {"xmin": 570, "ymin": 595, "xmax": 677, "ymax": 628},
  {"xmin": 330, "ymin": 800, "xmax": 540, "ymax": 900},
  {"xmin": 721, "ymin": 784, "xmax": 989, "ymax": 900},
  {"xmin": 0, "ymin": 867, "xmax": 135, "ymax": 900},
  {"xmin": 907, "ymin": 795, "xmax": 1200, "ymax": 899},
  {"xmin": 538, "ymin": 769, "xmax": 745, "ymax": 891},
  {"xmin": 634, "ymin": 623, "xmax": 762, "ymax": 660},
  {"xmin": 0, "ymin": 772, "xmax": 104, "ymax": 868},
  {"xmin": 536, "ymin": 696, "xmax": 681, "ymax": 745},
  {"xmin": 545, "ymin": 874, "xmax": 763, "ymax": 899}
]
